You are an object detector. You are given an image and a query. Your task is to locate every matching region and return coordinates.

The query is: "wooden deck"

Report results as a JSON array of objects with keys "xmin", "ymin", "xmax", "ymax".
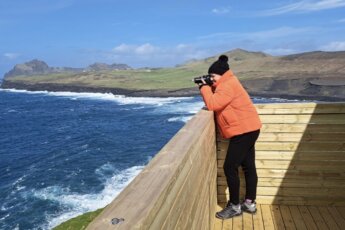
[
  {"xmin": 213, "ymin": 204, "xmax": 345, "ymax": 230},
  {"xmin": 87, "ymin": 103, "xmax": 345, "ymax": 229}
]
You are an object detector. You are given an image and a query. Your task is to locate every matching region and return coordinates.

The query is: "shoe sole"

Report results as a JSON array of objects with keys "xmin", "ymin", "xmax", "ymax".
[
  {"xmin": 242, "ymin": 209, "xmax": 257, "ymax": 214},
  {"xmin": 215, "ymin": 212, "xmax": 242, "ymax": 220}
]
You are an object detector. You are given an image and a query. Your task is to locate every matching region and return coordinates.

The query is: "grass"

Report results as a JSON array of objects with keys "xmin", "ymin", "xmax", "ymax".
[
  {"xmin": 5, "ymin": 49, "xmax": 344, "ymax": 92},
  {"xmin": 53, "ymin": 208, "xmax": 104, "ymax": 230},
  {"xmin": 8, "ymin": 67, "xmax": 207, "ymax": 90}
]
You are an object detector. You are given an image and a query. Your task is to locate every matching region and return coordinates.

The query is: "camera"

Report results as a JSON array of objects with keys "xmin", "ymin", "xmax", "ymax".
[{"xmin": 193, "ymin": 74, "xmax": 214, "ymax": 86}]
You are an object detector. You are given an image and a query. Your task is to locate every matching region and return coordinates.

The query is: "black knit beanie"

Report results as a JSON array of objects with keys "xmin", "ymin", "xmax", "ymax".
[{"xmin": 208, "ymin": 55, "xmax": 229, "ymax": 75}]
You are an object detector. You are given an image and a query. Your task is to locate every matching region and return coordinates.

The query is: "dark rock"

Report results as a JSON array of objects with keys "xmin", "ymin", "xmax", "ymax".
[{"xmin": 4, "ymin": 59, "xmax": 51, "ymax": 78}]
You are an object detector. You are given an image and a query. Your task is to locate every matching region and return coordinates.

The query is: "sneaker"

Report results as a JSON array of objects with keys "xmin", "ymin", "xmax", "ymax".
[
  {"xmin": 216, "ymin": 202, "xmax": 242, "ymax": 219},
  {"xmin": 241, "ymin": 200, "xmax": 257, "ymax": 214}
]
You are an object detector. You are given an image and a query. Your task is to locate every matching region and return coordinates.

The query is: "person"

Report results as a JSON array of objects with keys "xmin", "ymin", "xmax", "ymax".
[{"xmin": 196, "ymin": 55, "xmax": 262, "ymax": 219}]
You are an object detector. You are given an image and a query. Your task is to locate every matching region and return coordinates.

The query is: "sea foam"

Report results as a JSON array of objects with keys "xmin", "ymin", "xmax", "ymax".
[
  {"xmin": 33, "ymin": 165, "xmax": 144, "ymax": 229},
  {"xmin": 0, "ymin": 88, "xmax": 193, "ymax": 105}
]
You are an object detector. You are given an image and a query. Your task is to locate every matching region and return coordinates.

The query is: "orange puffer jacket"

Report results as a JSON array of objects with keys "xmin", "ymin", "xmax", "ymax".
[{"xmin": 200, "ymin": 70, "xmax": 262, "ymax": 138}]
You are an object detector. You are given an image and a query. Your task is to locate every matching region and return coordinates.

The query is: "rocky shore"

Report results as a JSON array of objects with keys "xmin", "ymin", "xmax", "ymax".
[{"xmin": 2, "ymin": 78, "xmax": 345, "ymax": 102}]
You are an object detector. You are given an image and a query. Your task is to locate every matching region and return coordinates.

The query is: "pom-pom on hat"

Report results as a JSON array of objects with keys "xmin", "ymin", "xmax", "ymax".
[{"xmin": 208, "ymin": 55, "xmax": 230, "ymax": 75}]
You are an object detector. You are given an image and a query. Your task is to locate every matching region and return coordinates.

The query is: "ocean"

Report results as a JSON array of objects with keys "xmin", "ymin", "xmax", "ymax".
[{"xmin": 0, "ymin": 89, "xmax": 298, "ymax": 229}]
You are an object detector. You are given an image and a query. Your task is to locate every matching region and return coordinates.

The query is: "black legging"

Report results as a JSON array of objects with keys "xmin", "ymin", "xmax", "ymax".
[{"xmin": 223, "ymin": 129, "xmax": 260, "ymax": 205}]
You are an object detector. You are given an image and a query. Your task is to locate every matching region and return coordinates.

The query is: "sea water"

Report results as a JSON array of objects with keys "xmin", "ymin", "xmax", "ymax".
[{"xmin": 0, "ymin": 89, "xmax": 298, "ymax": 229}]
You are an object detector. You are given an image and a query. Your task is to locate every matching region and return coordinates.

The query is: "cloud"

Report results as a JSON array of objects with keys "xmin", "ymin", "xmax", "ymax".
[
  {"xmin": 320, "ymin": 41, "xmax": 345, "ymax": 51},
  {"xmin": 212, "ymin": 7, "xmax": 230, "ymax": 15},
  {"xmin": 109, "ymin": 43, "xmax": 209, "ymax": 67},
  {"xmin": 261, "ymin": 0, "xmax": 345, "ymax": 16},
  {"xmin": 113, "ymin": 43, "xmax": 160, "ymax": 55},
  {"xmin": 3, "ymin": 53, "xmax": 21, "ymax": 60}
]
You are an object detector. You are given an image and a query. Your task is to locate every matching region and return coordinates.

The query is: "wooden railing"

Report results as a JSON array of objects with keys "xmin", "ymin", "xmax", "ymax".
[
  {"xmin": 87, "ymin": 102, "xmax": 345, "ymax": 230},
  {"xmin": 217, "ymin": 102, "xmax": 345, "ymax": 206},
  {"xmin": 87, "ymin": 109, "xmax": 218, "ymax": 230}
]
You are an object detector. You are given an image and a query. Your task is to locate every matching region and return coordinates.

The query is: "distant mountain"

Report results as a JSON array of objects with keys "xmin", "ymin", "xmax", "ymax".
[
  {"xmin": 4, "ymin": 60, "xmax": 132, "ymax": 78},
  {"xmin": 4, "ymin": 59, "xmax": 51, "ymax": 78},
  {"xmin": 88, "ymin": 63, "xmax": 131, "ymax": 71}
]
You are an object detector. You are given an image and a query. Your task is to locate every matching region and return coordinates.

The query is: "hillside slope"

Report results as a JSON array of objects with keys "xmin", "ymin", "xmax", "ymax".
[{"xmin": 1, "ymin": 49, "xmax": 345, "ymax": 100}]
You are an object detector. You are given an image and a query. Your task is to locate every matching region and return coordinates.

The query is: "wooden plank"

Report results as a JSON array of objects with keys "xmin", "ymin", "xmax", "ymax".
[
  {"xmin": 210, "ymin": 163, "xmax": 219, "ymax": 230},
  {"xmin": 218, "ymin": 195, "xmax": 345, "ymax": 206},
  {"xmin": 259, "ymin": 114, "xmax": 345, "ymax": 124},
  {"xmin": 243, "ymin": 212, "xmax": 253, "ymax": 230},
  {"xmin": 318, "ymin": 207, "xmax": 340, "ymax": 230},
  {"xmin": 279, "ymin": 205, "xmax": 296, "ymax": 230},
  {"xmin": 217, "ymin": 141, "xmax": 345, "ymax": 152},
  {"xmin": 190, "ymin": 147, "xmax": 216, "ymax": 230},
  {"xmin": 160, "ymin": 137, "xmax": 215, "ymax": 229},
  {"xmin": 217, "ymin": 159, "xmax": 345, "ymax": 170},
  {"xmin": 257, "ymin": 132, "xmax": 345, "ymax": 142},
  {"xmin": 307, "ymin": 206, "xmax": 328, "ymax": 230},
  {"xmin": 189, "ymin": 173, "xmax": 211, "ymax": 230},
  {"xmin": 259, "ymin": 114, "xmax": 345, "ymax": 125},
  {"xmin": 261, "ymin": 204, "xmax": 275, "ymax": 230},
  {"xmin": 173, "ymin": 141, "xmax": 216, "ymax": 229},
  {"xmin": 255, "ymin": 102, "xmax": 345, "ymax": 112},
  {"xmin": 222, "ymin": 219, "xmax": 233, "ymax": 230},
  {"xmin": 217, "ymin": 177, "xmax": 345, "ymax": 188},
  {"xmin": 232, "ymin": 214, "xmax": 243, "ymax": 230},
  {"xmin": 218, "ymin": 150, "xmax": 345, "ymax": 161},
  {"xmin": 255, "ymin": 142, "xmax": 345, "ymax": 151},
  {"xmin": 256, "ymin": 106, "xmax": 345, "ymax": 114},
  {"xmin": 218, "ymin": 134, "xmax": 345, "ymax": 143},
  {"xmin": 153, "ymin": 121, "xmax": 216, "ymax": 229},
  {"xmin": 253, "ymin": 204, "xmax": 265, "ymax": 230},
  {"xmin": 218, "ymin": 186, "xmax": 345, "ymax": 198},
  {"xmin": 298, "ymin": 206, "xmax": 318, "ymax": 230},
  {"xmin": 255, "ymin": 151, "xmax": 345, "ymax": 161},
  {"xmin": 289, "ymin": 206, "xmax": 307, "ymax": 230},
  {"xmin": 218, "ymin": 169, "xmax": 345, "ymax": 179},
  {"xmin": 260, "ymin": 123, "xmax": 345, "ymax": 133},
  {"xmin": 327, "ymin": 207, "xmax": 345, "ymax": 229},
  {"xmin": 336, "ymin": 206, "xmax": 345, "ymax": 219},
  {"xmin": 270, "ymin": 205, "xmax": 285, "ymax": 230},
  {"xmin": 213, "ymin": 218, "xmax": 223, "ymax": 230}
]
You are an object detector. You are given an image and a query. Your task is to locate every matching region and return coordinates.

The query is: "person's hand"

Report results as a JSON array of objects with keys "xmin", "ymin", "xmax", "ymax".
[{"xmin": 196, "ymin": 78, "xmax": 207, "ymax": 89}]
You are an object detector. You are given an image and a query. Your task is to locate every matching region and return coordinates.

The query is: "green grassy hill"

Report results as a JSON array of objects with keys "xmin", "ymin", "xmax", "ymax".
[{"xmin": 2, "ymin": 49, "xmax": 345, "ymax": 100}]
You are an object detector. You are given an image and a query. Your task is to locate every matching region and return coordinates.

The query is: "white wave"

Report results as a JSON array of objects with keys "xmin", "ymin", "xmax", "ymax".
[
  {"xmin": 168, "ymin": 116, "xmax": 193, "ymax": 123},
  {"xmin": 0, "ymin": 213, "xmax": 10, "ymax": 221},
  {"xmin": 0, "ymin": 88, "xmax": 192, "ymax": 106},
  {"xmin": 152, "ymin": 100, "xmax": 204, "ymax": 115},
  {"xmin": 0, "ymin": 88, "xmax": 49, "ymax": 94},
  {"xmin": 33, "ymin": 165, "xmax": 144, "ymax": 229}
]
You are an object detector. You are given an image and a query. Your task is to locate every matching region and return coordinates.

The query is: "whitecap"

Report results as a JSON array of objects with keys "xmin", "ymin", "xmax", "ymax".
[
  {"xmin": 152, "ymin": 100, "xmax": 204, "ymax": 115},
  {"xmin": 168, "ymin": 116, "xmax": 193, "ymax": 123},
  {"xmin": 33, "ymin": 165, "xmax": 144, "ymax": 229},
  {"xmin": 0, "ymin": 213, "xmax": 10, "ymax": 221},
  {"xmin": 0, "ymin": 88, "xmax": 193, "ymax": 106}
]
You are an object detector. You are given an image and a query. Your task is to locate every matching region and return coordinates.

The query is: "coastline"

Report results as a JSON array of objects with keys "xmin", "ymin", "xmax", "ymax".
[{"xmin": 1, "ymin": 80, "xmax": 345, "ymax": 102}]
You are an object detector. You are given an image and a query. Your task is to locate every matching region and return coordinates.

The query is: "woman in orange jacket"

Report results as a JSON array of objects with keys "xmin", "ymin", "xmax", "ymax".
[{"xmin": 197, "ymin": 55, "xmax": 262, "ymax": 219}]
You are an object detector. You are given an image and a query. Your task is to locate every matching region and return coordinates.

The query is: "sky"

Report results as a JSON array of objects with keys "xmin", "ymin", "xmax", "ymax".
[{"xmin": 1, "ymin": 0, "xmax": 345, "ymax": 77}]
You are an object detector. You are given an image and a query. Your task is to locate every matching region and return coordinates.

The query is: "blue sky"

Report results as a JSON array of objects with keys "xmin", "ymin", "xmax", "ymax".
[{"xmin": 1, "ymin": 0, "xmax": 345, "ymax": 77}]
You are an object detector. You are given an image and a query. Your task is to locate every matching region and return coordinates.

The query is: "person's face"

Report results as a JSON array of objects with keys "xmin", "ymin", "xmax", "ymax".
[{"xmin": 211, "ymin": 74, "xmax": 222, "ymax": 82}]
